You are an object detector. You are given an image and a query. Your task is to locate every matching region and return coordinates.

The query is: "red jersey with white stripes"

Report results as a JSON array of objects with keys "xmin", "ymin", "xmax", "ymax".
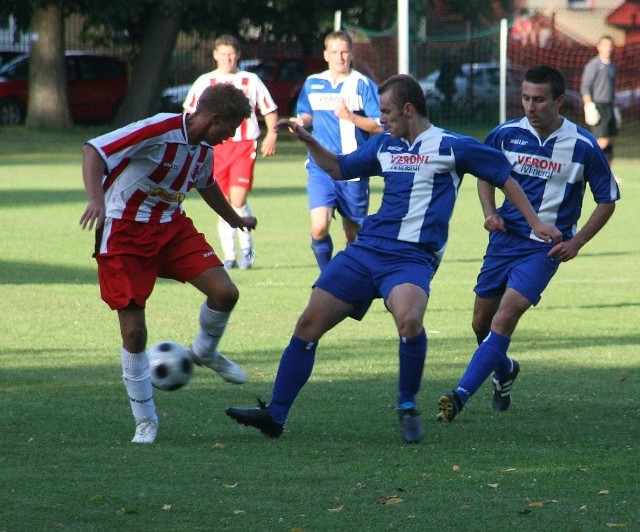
[
  {"xmin": 182, "ymin": 70, "xmax": 277, "ymax": 142},
  {"xmin": 87, "ymin": 113, "xmax": 214, "ymax": 224}
]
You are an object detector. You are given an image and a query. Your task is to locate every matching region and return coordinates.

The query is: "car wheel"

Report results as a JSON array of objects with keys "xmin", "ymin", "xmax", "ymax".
[{"xmin": 0, "ymin": 97, "xmax": 25, "ymax": 125}]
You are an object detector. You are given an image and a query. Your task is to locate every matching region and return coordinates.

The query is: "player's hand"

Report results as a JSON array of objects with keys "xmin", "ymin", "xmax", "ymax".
[
  {"xmin": 532, "ymin": 222, "xmax": 562, "ymax": 245},
  {"xmin": 79, "ymin": 200, "xmax": 105, "ymax": 231},
  {"xmin": 334, "ymin": 99, "xmax": 352, "ymax": 121},
  {"xmin": 275, "ymin": 118, "xmax": 312, "ymax": 142},
  {"xmin": 547, "ymin": 238, "xmax": 580, "ymax": 262},
  {"xmin": 233, "ymin": 216, "xmax": 257, "ymax": 231},
  {"xmin": 483, "ymin": 213, "xmax": 506, "ymax": 233},
  {"xmin": 260, "ymin": 132, "xmax": 277, "ymax": 158}
]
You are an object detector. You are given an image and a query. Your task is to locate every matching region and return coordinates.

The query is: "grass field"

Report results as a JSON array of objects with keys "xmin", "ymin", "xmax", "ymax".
[{"xmin": 0, "ymin": 124, "xmax": 638, "ymax": 531}]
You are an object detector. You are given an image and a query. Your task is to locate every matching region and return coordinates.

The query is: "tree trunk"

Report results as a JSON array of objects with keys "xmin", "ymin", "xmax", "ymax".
[
  {"xmin": 113, "ymin": 8, "xmax": 182, "ymax": 127},
  {"xmin": 25, "ymin": 4, "xmax": 72, "ymax": 129}
]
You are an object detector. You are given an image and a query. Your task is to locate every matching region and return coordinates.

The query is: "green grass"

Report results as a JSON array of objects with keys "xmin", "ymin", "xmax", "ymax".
[{"xmin": 0, "ymin": 125, "xmax": 638, "ymax": 531}]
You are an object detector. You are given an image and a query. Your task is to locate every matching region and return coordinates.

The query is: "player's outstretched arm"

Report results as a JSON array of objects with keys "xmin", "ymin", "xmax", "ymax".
[
  {"xmin": 79, "ymin": 144, "xmax": 106, "ymax": 231},
  {"xmin": 198, "ymin": 183, "xmax": 257, "ymax": 231},
  {"xmin": 501, "ymin": 176, "xmax": 561, "ymax": 244},
  {"xmin": 275, "ymin": 118, "xmax": 342, "ymax": 179}
]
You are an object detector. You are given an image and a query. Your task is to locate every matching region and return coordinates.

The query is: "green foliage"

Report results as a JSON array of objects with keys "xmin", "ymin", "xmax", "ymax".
[{"xmin": 0, "ymin": 126, "xmax": 638, "ymax": 530}]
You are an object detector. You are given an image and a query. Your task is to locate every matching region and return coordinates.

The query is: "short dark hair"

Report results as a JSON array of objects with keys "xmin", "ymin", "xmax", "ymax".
[
  {"xmin": 196, "ymin": 84, "xmax": 251, "ymax": 123},
  {"xmin": 524, "ymin": 65, "xmax": 565, "ymax": 99},
  {"xmin": 378, "ymin": 74, "xmax": 428, "ymax": 117}
]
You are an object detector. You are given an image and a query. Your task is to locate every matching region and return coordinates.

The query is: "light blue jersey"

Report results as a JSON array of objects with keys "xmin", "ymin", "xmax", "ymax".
[
  {"xmin": 297, "ymin": 69, "xmax": 380, "ymax": 158},
  {"xmin": 485, "ymin": 117, "xmax": 620, "ymax": 241},
  {"xmin": 338, "ymin": 126, "xmax": 514, "ymax": 258}
]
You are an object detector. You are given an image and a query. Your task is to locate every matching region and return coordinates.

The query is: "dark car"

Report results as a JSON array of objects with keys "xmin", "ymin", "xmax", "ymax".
[
  {"xmin": 248, "ymin": 57, "xmax": 325, "ymax": 116},
  {"xmin": 0, "ymin": 51, "xmax": 128, "ymax": 125},
  {"xmin": 158, "ymin": 83, "xmax": 191, "ymax": 113},
  {"xmin": 0, "ymin": 48, "xmax": 26, "ymax": 68}
]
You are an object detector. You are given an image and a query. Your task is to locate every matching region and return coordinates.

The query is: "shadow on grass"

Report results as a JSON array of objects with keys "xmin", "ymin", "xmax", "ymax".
[
  {"xmin": 250, "ymin": 185, "xmax": 308, "ymax": 198},
  {"xmin": 0, "ymin": 186, "xmax": 308, "ymax": 208},
  {"xmin": 0, "ymin": 259, "xmax": 96, "ymax": 284},
  {"xmin": 0, "ymin": 189, "xmax": 88, "ymax": 208}
]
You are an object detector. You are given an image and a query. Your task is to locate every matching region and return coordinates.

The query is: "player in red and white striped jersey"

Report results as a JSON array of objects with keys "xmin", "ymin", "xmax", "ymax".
[
  {"xmin": 184, "ymin": 35, "xmax": 279, "ymax": 270},
  {"xmin": 80, "ymin": 84, "xmax": 256, "ymax": 444}
]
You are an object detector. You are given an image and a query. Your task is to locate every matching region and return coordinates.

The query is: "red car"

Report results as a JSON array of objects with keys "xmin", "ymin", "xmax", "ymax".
[
  {"xmin": 0, "ymin": 51, "xmax": 128, "ymax": 125},
  {"xmin": 249, "ymin": 57, "xmax": 325, "ymax": 116}
]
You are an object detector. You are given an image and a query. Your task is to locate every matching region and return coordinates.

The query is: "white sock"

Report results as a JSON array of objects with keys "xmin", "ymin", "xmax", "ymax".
[
  {"xmin": 192, "ymin": 303, "xmax": 230, "ymax": 361},
  {"xmin": 235, "ymin": 203, "xmax": 253, "ymax": 251},
  {"xmin": 218, "ymin": 216, "xmax": 236, "ymax": 262},
  {"xmin": 121, "ymin": 348, "xmax": 157, "ymax": 425}
]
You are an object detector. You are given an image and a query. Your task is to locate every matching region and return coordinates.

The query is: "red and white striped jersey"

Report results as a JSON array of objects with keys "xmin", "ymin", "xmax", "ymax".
[
  {"xmin": 87, "ymin": 113, "xmax": 214, "ymax": 224},
  {"xmin": 182, "ymin": 70, "xmax": 277, "ymax": 142}
]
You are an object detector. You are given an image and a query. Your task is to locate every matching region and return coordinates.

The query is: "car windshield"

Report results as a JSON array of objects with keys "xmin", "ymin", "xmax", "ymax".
[
  {"xmin": 249, "ymin": 61, "xmax": 277, "ymax": 82},
  {"xmin": 0, "ymin": 56, "xmax": 28, "ymax": 79}
]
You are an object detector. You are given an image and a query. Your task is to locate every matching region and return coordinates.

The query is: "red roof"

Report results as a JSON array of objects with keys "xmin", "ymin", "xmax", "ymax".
[{"xmin": 607, "ymin": 1, "xmax": 640, "ymax": 28}]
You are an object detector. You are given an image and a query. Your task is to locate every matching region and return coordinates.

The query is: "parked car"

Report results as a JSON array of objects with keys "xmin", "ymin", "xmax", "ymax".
[
  {"xmin": 0, "ymin": 51, "xmax": 128, "ymax": 125},
  {"xmin": 418, "ymin": 62, "xmax": 582, "ymax": 123},
  {"xmin": 0, "ymin": 48, "xmax": 26, "ymax": 68},
  {"xmin": 159, "ymin": 57, "xmax": 326, "ymax": 116},
  {"xmin": 248, "ymin": 57, "xmax": 325, "ymax": 116},
  {"xmin": 616, "ymin": 86, "xmax": 640, "ymax": 112},
  {"xmin": 158, "ymin": 83, "xmax": 191, "ymax": 113}
]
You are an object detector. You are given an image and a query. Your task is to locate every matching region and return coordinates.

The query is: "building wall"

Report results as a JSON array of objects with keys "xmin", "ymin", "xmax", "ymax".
[{"xmin": 524, "ymin": 0, "xmax": 626, "ymax": 44}]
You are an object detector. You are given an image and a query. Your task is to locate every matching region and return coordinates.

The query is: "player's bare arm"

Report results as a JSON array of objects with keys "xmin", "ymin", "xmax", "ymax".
[
  {"xmin": 501, "ymin": 176, "xmax": 562, "ymax": 244},
  {"xmin": 79, "ymin": 144, "xmax": 107, "ymax": 231},
  {"xmin": 548, "ymin": 202, "xmax": 615, "ymax": 262},
  {"xmin": 260, "ymin": 110, "xmax": 279, "ymax": 158},
  {"xmin": 477, "ymin": 179, "xmax": 506, "ymax": 233},
  {"xmin": 198, "ymin": 184, "xmax": 257, "ymax": 230},
  {"xmin": 275, "ymin": 118, "xmax": 342, "ymax": 179}
]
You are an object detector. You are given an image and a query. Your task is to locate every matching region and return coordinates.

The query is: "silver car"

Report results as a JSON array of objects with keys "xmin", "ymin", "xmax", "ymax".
[{"xmin": 419, "ymin": 61, "xmax": 582, "ymax": 123}]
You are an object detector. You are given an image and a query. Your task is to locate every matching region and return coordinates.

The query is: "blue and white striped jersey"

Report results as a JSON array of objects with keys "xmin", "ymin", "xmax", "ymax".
[
  {"xmin": 296, "ymin": 69, "xmax": 380, "ymax": 158},
  {"xmin": 485, "ymin": 117, "xmax": 620, "ymax": 241},
  {"xmin": 338, "ymin": 126, "xmax": 513, "ymax": 257}
]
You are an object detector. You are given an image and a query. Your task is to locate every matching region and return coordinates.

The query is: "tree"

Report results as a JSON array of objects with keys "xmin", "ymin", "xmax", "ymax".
[
  {"xmin": 25, "ymin": 3, "xmax": 71, "ymax": 128},
  {"xmin": 1, "ymin": 0, "xmax": 386, "ymax": 128},
  {"xmin": 111, "ymin": 6, "xmax": 182, "ymax": 126}
]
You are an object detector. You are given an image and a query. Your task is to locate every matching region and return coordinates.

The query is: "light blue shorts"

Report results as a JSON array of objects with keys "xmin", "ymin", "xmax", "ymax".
[{"xmin": 306, "ymin": 161, "xmax": 369, "ymax": 225}]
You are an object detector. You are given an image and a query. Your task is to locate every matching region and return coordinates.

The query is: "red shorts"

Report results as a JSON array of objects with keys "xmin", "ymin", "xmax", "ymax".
[
  {"xmin": 213, "ymin": 139, "xmax": 257, "ymax": 196},
  {"xmin": 95, "ymin": 215, "xmax": 222, "ymax": 310}
]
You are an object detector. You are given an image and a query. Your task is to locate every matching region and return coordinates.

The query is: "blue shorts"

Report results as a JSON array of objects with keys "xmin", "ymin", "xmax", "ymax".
[
  {"xmin": 306, "ymin": 161, "xmax": 369, "ymax": 225},
  {"xmin": 314, "ymin": 236, "xmax": 439, "ymax": 320},
  {"xmin": 474, "ymin": 231, "xmax": 560, "ymax": 306}
]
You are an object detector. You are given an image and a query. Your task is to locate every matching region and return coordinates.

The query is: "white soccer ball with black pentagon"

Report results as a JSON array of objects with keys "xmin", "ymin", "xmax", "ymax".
[{"xmin": 148, "ymin": 341, "xmax": 193, "ymax": 391}]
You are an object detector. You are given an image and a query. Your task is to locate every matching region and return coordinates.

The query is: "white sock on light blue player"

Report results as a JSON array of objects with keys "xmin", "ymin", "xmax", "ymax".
[{"xmin": 121, "ymin": 348, "xmax": 157, "ymax": 425}]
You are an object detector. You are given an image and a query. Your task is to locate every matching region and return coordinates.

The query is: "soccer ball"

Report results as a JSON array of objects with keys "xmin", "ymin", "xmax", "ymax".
[{"xmin": 148, "ymin": 341, "xmax": 193, "ymax": 391}]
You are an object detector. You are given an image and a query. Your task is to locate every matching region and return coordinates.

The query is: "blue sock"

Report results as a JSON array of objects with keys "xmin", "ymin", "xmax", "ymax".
[
  {"xmin": 455, "ymin": 330, "xmax": 511, "ymax": 405},
  {"xmin": 397, "ymin": 330, "xmax": 427, "ymax": 409},
  {"xmin": 311, "ymin": 235, "xmax": 333, "ymax": 270},
  {"xmin": 269, "ymin": 336, "xmax": 317, "ymax": 424}
]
